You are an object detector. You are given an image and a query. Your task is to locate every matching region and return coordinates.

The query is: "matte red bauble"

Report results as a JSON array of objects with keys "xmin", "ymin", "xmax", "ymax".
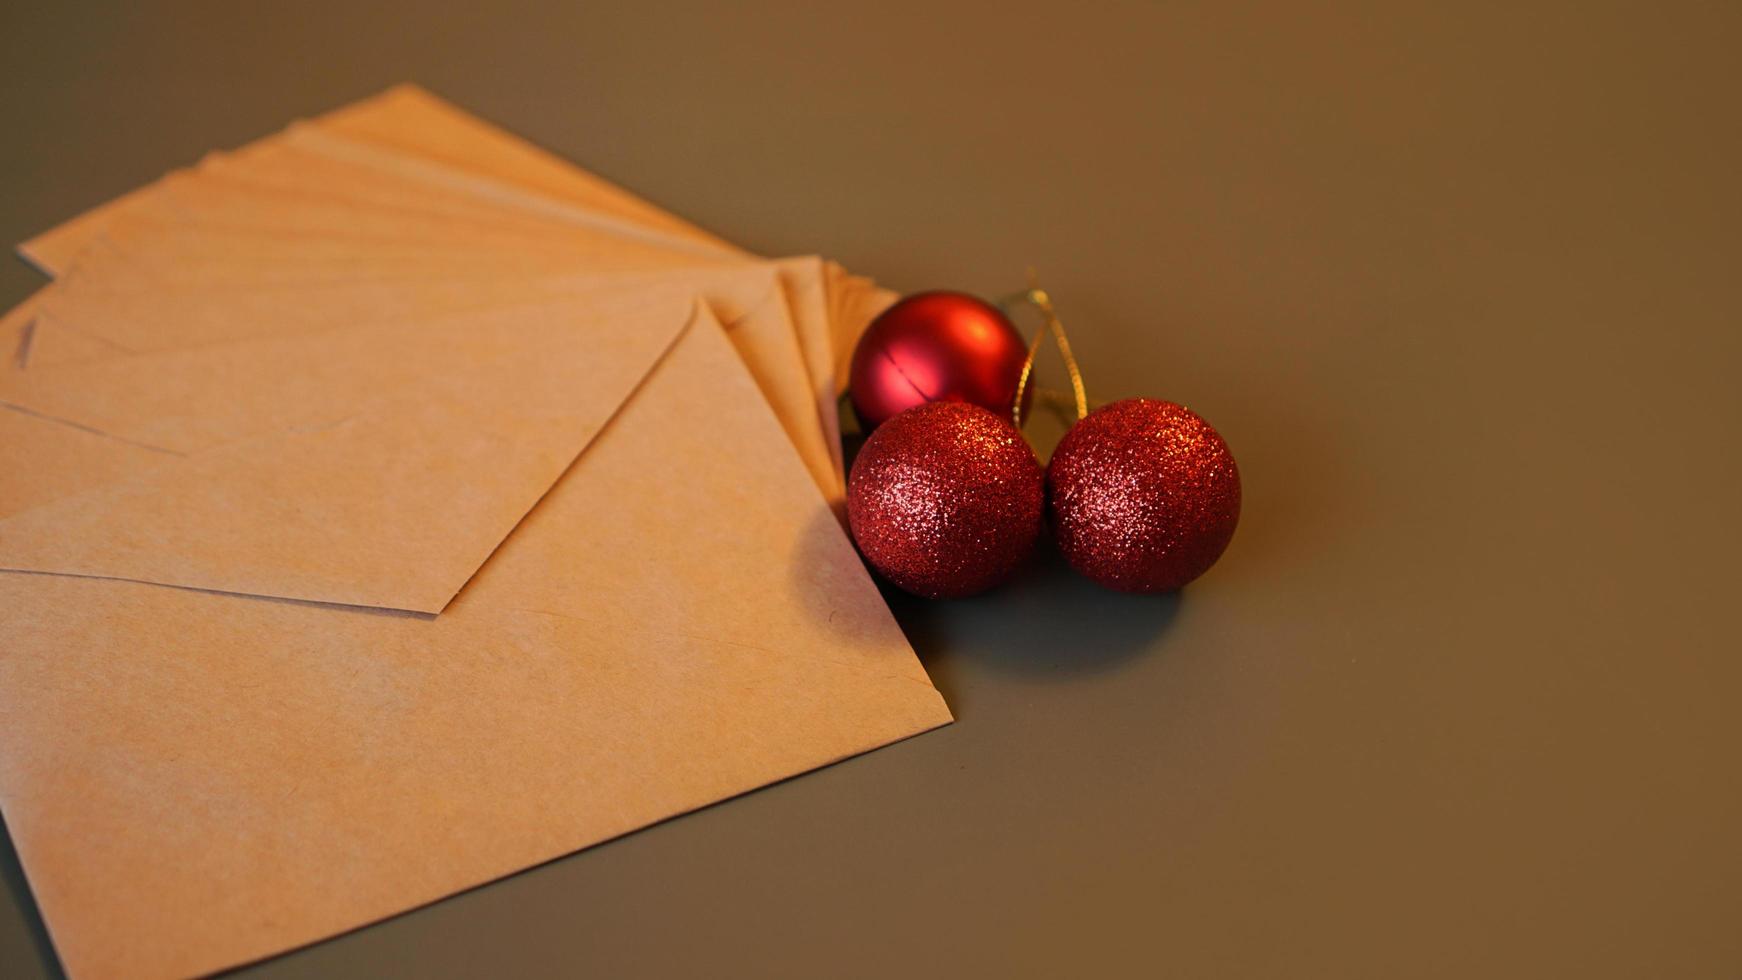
[
  {"xmin": 1047, "ymin": 398, "xmax": 1241, "ymax": 593},
  {"xmin": 847, "ymin": 402, "xmax": 1044, "ymax": 598},
  {"xmin": 848, "ymin": 291, "xmax": 1029, "ymax": 430}
]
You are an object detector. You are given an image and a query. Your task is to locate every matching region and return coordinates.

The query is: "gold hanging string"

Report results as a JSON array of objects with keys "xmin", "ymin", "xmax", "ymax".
[
  {"xmin": 1004, "ymin": 269, "xmax": 1089, "ymax": 430},
  {"xmin": 1027, "ymin": 386, "xmax": 1094, "ymax": 426}
]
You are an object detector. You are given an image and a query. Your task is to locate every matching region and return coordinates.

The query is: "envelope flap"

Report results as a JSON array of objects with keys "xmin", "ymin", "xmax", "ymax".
[{"xmin": 0, "ymin": 291, "xmax": 699, "ymax": 614}]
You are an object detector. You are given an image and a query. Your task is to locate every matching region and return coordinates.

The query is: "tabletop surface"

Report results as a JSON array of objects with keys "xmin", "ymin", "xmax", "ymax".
[{"xmin": 3, "ymin": 3, "xmax": 1739, "ymax": 977}]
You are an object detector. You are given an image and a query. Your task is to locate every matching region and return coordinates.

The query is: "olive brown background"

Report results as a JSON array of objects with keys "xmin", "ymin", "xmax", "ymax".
[{"xmin": 2, "ymin": 2, "xmax": 1738, "ymax": 977}]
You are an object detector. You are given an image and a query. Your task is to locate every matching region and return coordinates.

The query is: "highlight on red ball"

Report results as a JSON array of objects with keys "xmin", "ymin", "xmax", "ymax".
[{"xmin": 848, "ymin": 291, "xmax": 1029, "ymax": 430}]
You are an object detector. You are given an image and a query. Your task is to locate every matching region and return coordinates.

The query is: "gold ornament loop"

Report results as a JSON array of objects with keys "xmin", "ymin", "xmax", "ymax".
[{"xmin": 1004, "ymin": 269, "xmax": 1089, "ymax": 430}]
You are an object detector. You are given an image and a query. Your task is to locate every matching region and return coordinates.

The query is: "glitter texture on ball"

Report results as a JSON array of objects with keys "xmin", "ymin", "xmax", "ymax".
[
  {"xmin": 1047, "ymin": 398, "xmax": 1241, "ymax": 593},
  {"xmin": 847, "ymin": 401, "xmax": 1045, "ymax": 598}
]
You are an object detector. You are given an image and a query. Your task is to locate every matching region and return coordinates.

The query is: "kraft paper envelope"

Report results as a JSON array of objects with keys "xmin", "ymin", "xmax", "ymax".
[
  {"xmin": 19, "ymin": 155, "xmax": 793, "ymax": 407},
  {"xmin": 7, "ymin": 140, "xmax": 837, "ymax": 483},
  {"xmin": 0, "ymin": 85, "xmax": 951, "ymax": 979},
  {"xmin": 17, "ymin": 85, "xmax": 876, "ymax": 484},
  {"xmin": 11, "ymin": 241, "xmax": 843, "ymax": 497},
  {"xmin": 24, "ymin": 247, "xmax": 861, "ymax": 496},
  {"xmin": 0, "ymin": 285, "xmax": 706, "ymax": 613},
  {"xmin": 0, "ymin": 89, "xmax": 860, "ymax": 620},
  {"xmin": 16, "ymin": 92, "xmax": 753, "ymax": 365},
  {"xmin": 19, "ymin": 132, "xmax": 737, "ymax": 314},
  {"xmin": 0, "ymin": 306, "xmax": 953, "ymax": 980},
  {"xmin": 14, "ymin": 145, "xmax": 851, "ymax": 495},
  {"xmin": 37, "ymin": 199, "xmax": 724, "ymax": 286},
  {"xmin": 19, "ymin": 264, "xmax": 848, "ymax": 506},
  {"xmin": 38, "ymin": 232, "xmax": 861, "ymax": 432},
  {"xmin": 0, "ymin": 294, "xmax": 168, "ymax": 519},
  {"xmin": 14, "ymin": 86, "xmax": 873, "ymax": 500},
  {"xmin": 24, "ymin": 176, "xmax": 734, "ymax": 342},
  {"xmin": 3, "ymin": 282, "xmax": 838, "ymax": 624},
  {"xmin": 14, "ymin": 262, "xmax": 837, "ymax": 498},
  {"xmin": 1, "ymin": 262, "xmax": 836, "ymax": 602}
]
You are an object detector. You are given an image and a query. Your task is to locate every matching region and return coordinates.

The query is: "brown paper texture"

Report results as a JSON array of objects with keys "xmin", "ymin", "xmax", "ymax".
[
  {"xmin": 14, "ymin": 263, "xmax": 837, "ymax": 496},
  {"xmin": 0, "ymin": 287, "xmax": 698, "ymax": 612},
  {"xmin": 0, "ymin": 90, "xmax": 947, "ymax": 977},
  {"xmin": 14, "ymin": 88, "xmax": 857, "ymax": 488},
  {"xmin": 0, "ymin": 307, "xmax": 950, "ymax": 979}
]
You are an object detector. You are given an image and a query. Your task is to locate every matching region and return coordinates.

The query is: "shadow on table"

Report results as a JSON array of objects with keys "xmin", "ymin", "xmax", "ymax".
[
  {"xmin": 0, "ymin": 811, "xmax": 63, "ymax": 979},
  {"xmin": 880, "ymin": 532, "xmax": 1179, "ymax": 708}
]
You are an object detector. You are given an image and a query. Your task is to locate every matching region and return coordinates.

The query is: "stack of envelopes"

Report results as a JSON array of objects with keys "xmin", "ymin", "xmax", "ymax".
[{"xmin": 0, "ymin": 85, "xmax": 951, "ymax": 979}]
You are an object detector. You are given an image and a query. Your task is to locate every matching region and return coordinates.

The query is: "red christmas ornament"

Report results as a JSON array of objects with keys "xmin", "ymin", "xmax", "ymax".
[
  {"xmin": 848, "ymin": 291, "xmax": 1029, "ymax": 430},
  {"xmin": 1047, "ymin": 398, "xmax": 1241, "ymax": 593},
  {"xmin": 847, "ymin": 401, "xmax": 1044, "ymax": 598}
]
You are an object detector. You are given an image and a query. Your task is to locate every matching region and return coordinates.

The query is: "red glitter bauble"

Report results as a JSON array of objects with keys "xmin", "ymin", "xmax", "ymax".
[
  {"xmin": 848, "ymin": 291, "xmax": 1030, "ymax": 430},
  {"xmin": 1047, "ymin": 398, "xmax": 1241, "ymax": 593},
  {"xmin": 847, "ymin": 402, "xmax": 1045, "ymax": 598}
]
